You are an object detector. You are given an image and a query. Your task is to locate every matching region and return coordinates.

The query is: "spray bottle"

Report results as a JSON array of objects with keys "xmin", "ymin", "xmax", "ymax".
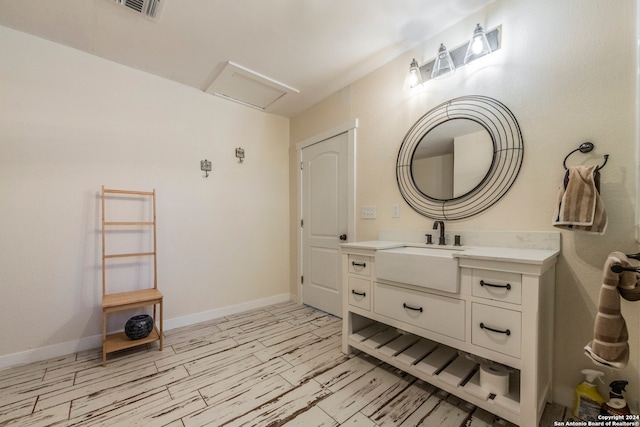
[
  {"xmin": 601, "ymin": 380, "xmax": 631, "ymax": 416},
  {"xmin": 573, "ymin": 369, "xmax": 605, "ymax": 421}
]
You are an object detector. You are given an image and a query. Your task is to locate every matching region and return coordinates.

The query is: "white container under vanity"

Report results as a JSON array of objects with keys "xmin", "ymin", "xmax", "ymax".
[{"xmin": 341, "ymin": 230, "xmax": 560, "ymax": 427}]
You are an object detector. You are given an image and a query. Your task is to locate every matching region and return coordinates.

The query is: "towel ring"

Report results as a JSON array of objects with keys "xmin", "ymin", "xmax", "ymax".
[{"xmin": 563, "ymin": 142, "xmax": 609, "ymax": 171}]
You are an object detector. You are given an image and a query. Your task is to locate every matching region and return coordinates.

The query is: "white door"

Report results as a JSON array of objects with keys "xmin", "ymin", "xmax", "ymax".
[{"xmin": 301, "ymin": 132, "xmax": 348, "ymax": 317}]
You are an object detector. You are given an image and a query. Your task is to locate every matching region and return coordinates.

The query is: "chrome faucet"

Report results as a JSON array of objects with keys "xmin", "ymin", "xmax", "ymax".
[{"xmin": 433, "ymin": 221, "xmax": 445, "ymax": 245}]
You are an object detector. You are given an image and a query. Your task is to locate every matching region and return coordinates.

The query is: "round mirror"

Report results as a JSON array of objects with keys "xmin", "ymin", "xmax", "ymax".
[
  {"xmin": 397, "ymin": 96, "xmax": 523, "ymax": 220},
  {"xmin": 412, "ymin": 119, "xmax": 493, "ymax": 199}
]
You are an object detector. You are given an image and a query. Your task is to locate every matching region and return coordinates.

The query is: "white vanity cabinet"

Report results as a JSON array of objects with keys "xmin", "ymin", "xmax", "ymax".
[
  {"xmin": 346, "ymin": 253, "xmax": 372, "ymax": 311},
  {"xmin": 341, "ymin": 242, "xmax": 558, "ymax": 427}
]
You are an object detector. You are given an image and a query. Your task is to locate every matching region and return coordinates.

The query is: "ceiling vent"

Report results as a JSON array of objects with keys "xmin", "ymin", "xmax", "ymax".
[
  {"xmin": 113, "ymin": 0, "xmax": 164, "ymax": 20},
  {"xmin": 205, "ymin": 61, "xmax": 300, "ymax": 111}
]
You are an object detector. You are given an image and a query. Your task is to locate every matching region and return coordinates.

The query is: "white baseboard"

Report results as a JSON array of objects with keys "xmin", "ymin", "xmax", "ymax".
[
  {"xmin": 163, "ymin": 293, "xmax": 292, "ymax": 330},
  {"xmin": 0, "ymin": 293, "xmax": 293, "ymax": 371}
]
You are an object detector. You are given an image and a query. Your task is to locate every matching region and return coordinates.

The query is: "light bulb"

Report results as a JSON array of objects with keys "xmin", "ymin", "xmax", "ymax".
[{"xmin": 471, "ymin": 37, "xmax": 484, "ymax": 54}]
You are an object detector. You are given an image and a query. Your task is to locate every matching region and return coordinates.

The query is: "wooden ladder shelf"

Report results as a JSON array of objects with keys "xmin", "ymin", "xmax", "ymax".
[{"xmin": 101, "ymin": 186, "xmax": 163, "ymax": 366}]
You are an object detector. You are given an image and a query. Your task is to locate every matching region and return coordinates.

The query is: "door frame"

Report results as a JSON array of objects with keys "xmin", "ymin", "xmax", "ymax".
[{"xmin": 296, "ymin": 119, "xmax": 358, "ymax": 305}]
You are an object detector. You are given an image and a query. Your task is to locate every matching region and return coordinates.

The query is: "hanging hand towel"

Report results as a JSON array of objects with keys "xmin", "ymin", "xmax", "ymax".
[
  {"xmin": 616, "ymin": 255, "xmax": 640, "ymax": 302},
  {"xmin": 553, "ymin": 165, "xmax": 607, "ymax": 234},
  {"xmin": 584, "ymin": 252, "xmax": 634, "ymax": 369}
]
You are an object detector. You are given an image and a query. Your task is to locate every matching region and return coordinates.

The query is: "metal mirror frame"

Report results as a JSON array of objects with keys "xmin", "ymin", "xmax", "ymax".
[{"xmin": 397, "ymin": 95, "xmax": 523, "ymax": 220}]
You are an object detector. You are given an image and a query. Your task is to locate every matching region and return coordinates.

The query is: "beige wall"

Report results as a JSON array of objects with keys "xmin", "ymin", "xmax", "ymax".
[
  {"xmin": 0, "ymin": 26, "xmax": 290, "ymax": 362},
  {"xmin": 290, "ymin": 0, "xmax": 638, "ymax": 410}
]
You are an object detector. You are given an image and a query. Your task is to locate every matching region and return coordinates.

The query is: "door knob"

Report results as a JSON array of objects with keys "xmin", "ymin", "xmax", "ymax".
[{"xmin": 339, "ymin": 234, "xmax": 347, "ymax": 241}]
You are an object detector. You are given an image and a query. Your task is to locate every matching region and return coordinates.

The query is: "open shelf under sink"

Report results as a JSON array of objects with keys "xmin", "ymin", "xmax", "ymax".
[{"xmin": 348, "ymin": 319, "xmax": 521, "ymax": 422}]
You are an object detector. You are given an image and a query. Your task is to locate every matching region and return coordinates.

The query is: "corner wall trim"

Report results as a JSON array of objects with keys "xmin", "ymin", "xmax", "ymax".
[{"xmin": 0, "ymin": 293, "xmax": 293, "ymax": 370}]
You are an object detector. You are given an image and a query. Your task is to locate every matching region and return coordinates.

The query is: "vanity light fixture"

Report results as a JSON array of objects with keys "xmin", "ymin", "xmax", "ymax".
[
  {"xmin": 407, "ymin": 24, "xmax": 501, "ymax": 86},
  {"xmin": 431, "ymin": 44, "xmax": 456, "ymax": 79},
  {"xmin": 464, "ymin": 24, "xmax": 492, "ymax": 64}
]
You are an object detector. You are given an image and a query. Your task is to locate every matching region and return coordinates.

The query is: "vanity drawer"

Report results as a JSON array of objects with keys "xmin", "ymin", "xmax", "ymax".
[
  {"xmin": 348, "ymin": 276, "xmax": 371, "ymax": 311},
  {"xmin": 471, "ymin": 303, "xmax": 521, "ymax": 358},
  {"xmin": 374, "ymin": 282, "xmax": 465, "ymax": 341},
  {"xmin": 472, "ymin": 270, "xmax": 521, "ymax": 305},
  {"xmin": 348, "ymin": 255, "xmax": 371, "ymax": 276}
]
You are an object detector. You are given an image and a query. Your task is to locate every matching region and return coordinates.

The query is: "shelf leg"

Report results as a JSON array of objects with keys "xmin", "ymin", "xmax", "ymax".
[
  {"xmin": 159, "ymin": 300, "xmax": 163, "ymax": 351},
  {"xmin": 102, "ymin": 310, "xmax": 107, "ymax": 367}
]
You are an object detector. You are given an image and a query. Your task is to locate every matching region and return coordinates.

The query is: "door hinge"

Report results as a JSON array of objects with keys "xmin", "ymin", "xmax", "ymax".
[
  {"xmin": 301, "ymin": 219, "xmax": 303, "ymax": 227},
  {"xmin": 300, "ymin": 162, "xmax": 304, "ymax": 170},
  {"xmin": 301, "ymin": 275, "xmax": 304, "ymax": 284}
]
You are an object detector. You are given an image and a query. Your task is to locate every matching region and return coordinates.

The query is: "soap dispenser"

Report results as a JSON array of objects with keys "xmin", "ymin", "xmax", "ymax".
[{"xmin": 573, "ymin": 369, "xmax": 605, "ymax": 421}]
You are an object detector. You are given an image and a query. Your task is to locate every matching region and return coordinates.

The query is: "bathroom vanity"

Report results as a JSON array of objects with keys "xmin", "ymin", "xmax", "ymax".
[{"xmin": 341, "ymin": 231, "xmax": 559, "ymax": 427}]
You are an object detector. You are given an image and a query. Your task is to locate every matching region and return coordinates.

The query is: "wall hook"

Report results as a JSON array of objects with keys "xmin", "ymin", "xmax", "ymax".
[
  {"xmin": 200, "ymin": 159, "xmax": 212, "ymax": 177},
  {"xmin": 235, "ymin": 147, "xmax": 245, "ymax": 163}
]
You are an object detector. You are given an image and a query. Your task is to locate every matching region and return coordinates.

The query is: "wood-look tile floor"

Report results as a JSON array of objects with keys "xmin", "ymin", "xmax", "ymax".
[{"xmin": 1, "ymin": 302, "xmax": 570, "ymax": 426}]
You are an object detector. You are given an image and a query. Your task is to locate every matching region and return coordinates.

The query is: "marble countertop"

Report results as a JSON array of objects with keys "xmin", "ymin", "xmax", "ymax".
[
  {"xmin": 340, "ymin": 241, "xmax": 405, "ymax": 250},
  {"xmin": 454, "ymin": 245, "xmax": 559, "ymax": 264},
  {"xmin": 341, "ymin": 240, "xmax": 560, "ymax": 265}
]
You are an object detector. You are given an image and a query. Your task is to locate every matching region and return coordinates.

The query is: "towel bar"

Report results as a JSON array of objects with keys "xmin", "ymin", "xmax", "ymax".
[
  {"xmin": 563, "ymin": 142, "xmax": 609, "ymax": 171},
  {"xmin": 626, "ymin": 252, "xmax": 640, "ymax": 261},
  {"xmin": 611, "ymin": 263, "xmax": 640, "ymax": 274}
]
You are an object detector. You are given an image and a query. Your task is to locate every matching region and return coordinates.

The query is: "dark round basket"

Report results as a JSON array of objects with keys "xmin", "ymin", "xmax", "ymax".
[{"xmin": 125, "ymin": 314, "xmax": 154, "ymax": 340}]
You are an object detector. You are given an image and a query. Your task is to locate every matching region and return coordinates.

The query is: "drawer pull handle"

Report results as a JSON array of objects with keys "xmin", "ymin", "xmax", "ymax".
[
  {"xmin": 403, "ymin": 303, "xmax": 423, "ymax": 312},
  {"xmin": 480, "ymin": 280, "xmax": 511, "ymax": 290},
  {"xmin": 480, "ymin": 322, "xmax": 511, "ymax": 336},
  {"xmin": 351, "ymin": 290, "xmax": 366, "ymax": 297},
  {"xmin": 352, "ymin": 261, "xmax": 367, "ymax": 268}
]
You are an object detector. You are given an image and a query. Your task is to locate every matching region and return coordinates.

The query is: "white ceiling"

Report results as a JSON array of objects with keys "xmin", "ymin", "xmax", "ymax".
[{"xmin": 0, "ymin": 0, "xmax": 494, "ymax": 117}]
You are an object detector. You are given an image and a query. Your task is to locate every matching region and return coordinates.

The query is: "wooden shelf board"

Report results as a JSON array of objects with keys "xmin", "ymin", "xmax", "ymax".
[
  {"xmin": 104, "ymin": 221, "xmax": 155, "ymax": 226},
  {"xmin": 104, "ymin": 252, "xmax": 155, "ymax": 259},
  {"xmin": 103, "ymin": 189, "xmax": 154, "ymax": 196},
  {"xmin": 103, "ymin": 289, "xmax": 163, "ymax": 310},
  {"xmin": 104, "ymin": 328, "xmax": 160, "ymax": 354}
]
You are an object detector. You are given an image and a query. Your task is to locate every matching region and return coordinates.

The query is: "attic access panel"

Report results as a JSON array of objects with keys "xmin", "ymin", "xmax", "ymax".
[{"xmin": 205, "ymin": 61, "xmax": 299, "ymax": 111}]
